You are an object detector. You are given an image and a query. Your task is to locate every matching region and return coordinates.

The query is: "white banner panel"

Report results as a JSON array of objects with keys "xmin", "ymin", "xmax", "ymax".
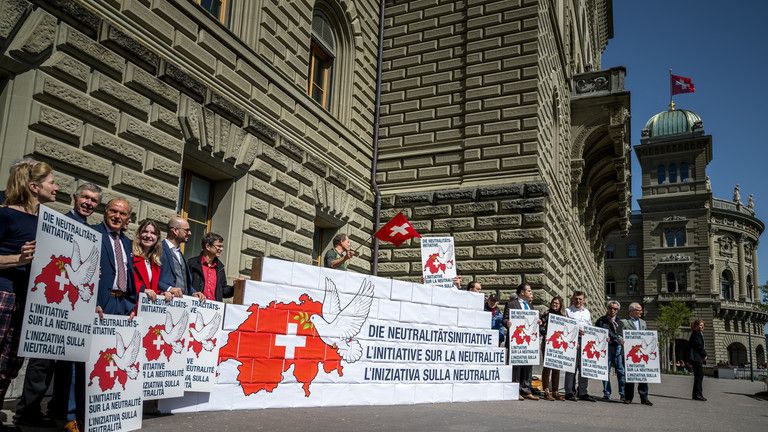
[
  {"xmin": 136, "ymin": 293, "xmax": 192, "ymax": 399},
  {"xmin": 420, "ymin": 237, "xmax": 457, "ymax": 289},
  {"xmin": 580, "ymin": 325, "xmax": 609, "ymax": 381},
  {"xmin": 19, "ymin": 205, "xmax": 101, "ymax": 361},
  {"xmin": 623, "ymin": 330, "xmax": 661, "ymax": 383},
  {"xmin": 542, "ymin": 314, "xmax": 579, "ymax": 373},
  {"xmin": 85, "ymin": 315, "xmax": 142, "ymax": 432},
  {"xmin": 507, "ymin": 309, "xmax": 540, "ymax": 366},
  {"xmin": 185, "ymin": 296, "xmax": 224, "ymax": 392},
  {"xmin": 159, "ymin": 258, "xmax": 515, "ymax": 412}
]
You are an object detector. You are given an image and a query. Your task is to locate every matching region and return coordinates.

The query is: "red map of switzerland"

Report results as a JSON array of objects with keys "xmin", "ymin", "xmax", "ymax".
[
  {"xmin": 88, "ymin": 348, "xmax": 134, "ymax": 392},
  {"xmin": 142, "ymin": 325, "xmax": 174, "ymax": 361},
  {"xmin": 32, "ymin": 255, "xmax": 91, "ymax": 309},
  {"xmin": 219, "ymin": 294, "xmax": 343, "ymax": 397}
]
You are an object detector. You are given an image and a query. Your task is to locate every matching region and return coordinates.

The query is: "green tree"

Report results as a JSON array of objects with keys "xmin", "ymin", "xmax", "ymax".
[
  {"xmin": 656, "ymin": 300, "xmax": 692, "ymax": 373},
  {"xmin": 758, "ymin": 283, "xmax": 768, "ymax": 312}
]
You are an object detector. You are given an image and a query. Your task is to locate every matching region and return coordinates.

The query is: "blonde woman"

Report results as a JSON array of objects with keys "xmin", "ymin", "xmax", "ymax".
[{"xmin": 132, "ymin": 219, "xmax": 171, "ymax": 302}]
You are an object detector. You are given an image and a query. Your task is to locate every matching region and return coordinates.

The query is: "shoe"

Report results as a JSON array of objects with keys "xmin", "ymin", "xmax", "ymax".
[
  {"xmin": 641, "ymin": 399, "xmax": 653, "ymax": 406},
  {"xmin": 565, "ymin": 394, "xmax": 578, "ymax": 401},
  {"xmin": 623, "ymin": 399, "xmax": 631, "ymax": 404},
  {"xmin": 522, "ymin": 393, "xmax": 539, "ymax": 401},
  {"xmin": 544, "ymin": 390, "xmax": 555, "ymax": 401},
  {"xmin": 555, "ymin": 393, "xmax": 565, "ymax": 401},
  {"xmin": 518, "ymin": 395, "xmax": 524, "ymax": 401},
  {"xmin": 693, "ymin": 396, "xmax": 707, "ymax": 401},
  {"xmin": 64, "ymin": 419, "xmax": 81, "ymax": 432},
  {"xmin": 579, "ymin": 395, "xmax": 597, "ymax": 402},
  {"xmin": 602, "ymin": 395, "xmax": 611, "ymax": 401},
  {"xmin": 13, "ymin": 414, "xmax": 56, "ymax": 427}
]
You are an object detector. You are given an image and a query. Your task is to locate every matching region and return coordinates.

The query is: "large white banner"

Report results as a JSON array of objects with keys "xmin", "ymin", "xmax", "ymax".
[
  {"xmin": 137, "ymin": 293, "xmax": 192, "ymax": 399},
  {"xmin": 19, "ymin": 205, "xmax": 101, "ymax": 361},
  {"xmin": 160, "ymin": 258, "xmax": 517, "ymax": 412},
  {"xmin": 542, "ymin": 314, "xmax": 579, "ymax": 373},
  {"xmin": 507, "ymin": 309, "xmax": 540, "ymax": 365},
  {"xmin": 185, "ymin": 296, "xmax": 224, "ymax": 392},
  {"xmin": 85, "ymin": 314, "xmax": 142, "ymax": 432},
  {"xmin": 420, "ymin": 236, "xmax": 457, "ymax": 289},
  {"xmin": 623, "ymin": 330, "xmax": 661, "ymax": 383},
  {"xmin": 580, "ymin": 325, "xmax": 609, "ymax": 381}
]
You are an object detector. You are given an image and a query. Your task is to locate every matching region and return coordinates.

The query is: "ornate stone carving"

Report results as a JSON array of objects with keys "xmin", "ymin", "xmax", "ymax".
[
  {"xmin": 659, "ymin": 253, "xmax": 692, "ymax": 263},
  {"xmin": 733, "ymin": 184, "xmax": 741, "ymax": 204},
  {"xmin": 575, "ymin": 75, "xmax": 609, "ymax": 94},
  {"xmin": 662, "ymin": 215, "xmax": 687, "ymax": 222}
]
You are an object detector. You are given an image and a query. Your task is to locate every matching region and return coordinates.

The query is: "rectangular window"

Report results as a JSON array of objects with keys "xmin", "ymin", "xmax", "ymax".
[
  {"xmin": 195, "ymin": 0, "xmax": 228, "ymax": 23},
  {"xmin": 605, "ymin": 280, "xmax": 616, "ymax": 296},
  {"xmin": 307, "ymin": 41, "xmax": 333, "ymax": 110},
  {"xmin": 180, "ymin": 172, "xmax": 213, "ymax": 258}
]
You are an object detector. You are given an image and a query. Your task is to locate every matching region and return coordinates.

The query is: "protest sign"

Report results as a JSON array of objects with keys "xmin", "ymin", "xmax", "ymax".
[
  {"xmin": 507, "ymin": 309, "xmax": 540, "ymax": 365},
  {"xmin": 420, "ymin": 237, "xmax": 457, "ymax": 289},
  {"xmin": 542, "ymin": 314, "xmax": 579, "ymax": 373},
  {"xmin": 184, "ymin": 296, "xmax": 224, "ymax": 392},
  {"xmin": 85, "ymin": 314, "xmax": 142, "ymax": 432},
  {"xmin": 137, "ymin": 293, "xmax": 192, "ymax": 399},
  {"xmin": 19, "ymin": 205, "xmax": 101, "ymax": 361},
  {"xmin": 623, "ymin": 330, "xmax": 661, "ymax": 383},
  {"xmin": 580, "ymin": 325, "xmax": 609, "ymax": 381}
]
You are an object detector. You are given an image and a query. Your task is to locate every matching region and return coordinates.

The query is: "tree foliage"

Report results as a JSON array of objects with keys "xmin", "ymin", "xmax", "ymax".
[
  {"xmin": 759, "ymin": 283, "xmax": 768, "ymax": 312},
  {"xmin": 656, "ymin": 300, "xmax": 692, "ymax": 372}
]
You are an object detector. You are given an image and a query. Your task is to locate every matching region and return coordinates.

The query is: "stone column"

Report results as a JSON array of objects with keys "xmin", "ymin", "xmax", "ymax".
[
  {"xmin": 752, "ymin": 245, "xmax": 760, "ymax": 302},
  {"xmin": 710, "ymin": 229, "xmax": 718, "ymax": 296},
  {"xmin": 737, "ymin": 236, "xmax": 747, "ymax": 301}
]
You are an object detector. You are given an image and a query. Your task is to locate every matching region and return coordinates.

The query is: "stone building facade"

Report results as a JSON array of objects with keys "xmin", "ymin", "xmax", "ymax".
[
  {"xmin": 604, "ymin": 107, "xmax": 766, "ymax": 368},
  {"xmin": 376, "ymin": 0, "xmax": 631, "ymax": 310}
]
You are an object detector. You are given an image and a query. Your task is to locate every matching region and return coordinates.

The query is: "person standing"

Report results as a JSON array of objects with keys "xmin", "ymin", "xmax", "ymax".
[
  {"xmin": 0, "ymin": 160, "xmax": 58, "ymax": 426},
  {"xmin": 540, "ymin": 296, "xmax": 565, "ymax": 401},
  {"xmin": 596, "ymin": 300, "xmax": 625, "ymax": 401},
  {"xmin": 132, "ymin": 219, "xmax": 167, "ymax": 302},
  {"xmin": 689, "ymin": 319, "xmax": 707, "ymax": 401},
  {"xmin": 65, "ymin": 183, "xmax": 102, "ymax": 224},
  {"xmin": 564, "ymin": 291, "xmax": 596, "ymax": 402},
  {"xmin": 324, "ymin": 233, "xmax": 355, "ymax": 270},
  {"xmin": 159, "ymin": 216, "xmax": 204, "ymax": 301},
  {"xmin": 620, "ymin": 302, "xmax": 653, "ymax": 406},
  {"xmin": 503, "ymin": 283, "xmax": 539, "ymax": 401},
  {"xmin": 188, "ymin": 232, "xmax": 235, "ymax": 302}
]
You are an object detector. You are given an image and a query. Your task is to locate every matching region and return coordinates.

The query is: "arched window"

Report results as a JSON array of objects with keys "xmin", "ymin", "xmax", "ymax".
[
  {"xmin": 627, "ymin": 242, "xmax": 638, "ymax": 257},
  {"xmin": 605, "ymin": 244, "xmax": 615, "ymax": 259},
  {"xmin": 677, "ymin": 271, "xmax": 687, "ymax": 291},
  {"xmin": 668, "ymin": 163, "xmax": 677, "ymax": 183},
  {"xmin": 680, "ymin": 162, "xmax": 689, "ymax": 182},
  {"xmin": 308, "ymin": 11, "xmax": 336, "ymax": 110},
  {"xmin": 657, "ymin": 164, "xmax": 666, "ymax": 184},
  {"xmin": 721, "ymin": 270, "xmax": 734, "ymax": 299},
  {"xmin": 605, "ymin": 276, "xmax": 616, "ymax": 295},
  {"xmin": 667, "ymin": 272, "xmax": 677, "ymax": 293},
  {"xmin": 627, "ymin": 274, "xmax": 640, "ymax": 294}
]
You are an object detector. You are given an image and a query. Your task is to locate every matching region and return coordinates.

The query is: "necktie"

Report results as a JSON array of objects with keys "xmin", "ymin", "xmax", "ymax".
[
  {"xmin": 111, "ymin": 232, "xmax": 127, "ymax": 291},
  {"xmin": 523, "ymin": 301, "xmax": 529, "ymax": 310}
]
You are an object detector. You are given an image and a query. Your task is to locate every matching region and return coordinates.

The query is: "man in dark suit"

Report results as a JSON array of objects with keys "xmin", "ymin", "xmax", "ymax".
[
  {"xmin": 159, "ymin": 216, "xmax": 204, "ymax": 300},
  {"xmin": 502, "ymin": 283, "xmax": 540, "ymax": 401},
  {"xmin": 94, "ymin": 198, "xmax": 137, "ymax": 316},
  {"xmin": 689, "ymin": 319, "xmax": 707, "ymax": 401},
  {"xmin": 620, "ymin": 302, "xmax": 653, "ymax": 406}
]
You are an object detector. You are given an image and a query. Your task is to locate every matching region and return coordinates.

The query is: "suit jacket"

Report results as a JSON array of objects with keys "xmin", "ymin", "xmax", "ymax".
[
  {"xmin": 93, "ymin": 223, "xmax": 136, "ymax": 315},
  {"xmin": 187, "ymin": 254, "xmax": 233, "ymax": 302},
  {"xmin": 502, "ymin": 297, "xmax": 533, "ymax": 348},
  {"xmin": 619, "ymin": 317, "xmax": 647, "ymax": 333},
  {"xmin": 596, "ymin": 315, "xmax": 622, "ymax": 346},
  {"xmin": 65, "ymin": 209, "xmax": 88, "ymax": 225},
  {"xmin": 158, "ymin": 240, "xmax": 194, "ymax": 295},
  {"xmin": 132, "ymin": 255, "xmax": 160, "ymax": 296},
  {"xmin": 689, "ymin": 331, "xmax": 707, "ymax": 363}
]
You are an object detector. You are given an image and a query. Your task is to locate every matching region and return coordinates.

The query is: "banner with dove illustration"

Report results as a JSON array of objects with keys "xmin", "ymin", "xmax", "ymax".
[
  {"xmin": 542, "ymin": 314, "xmax": 579, "ymax": 373},
  {"xmin": 420, "ymin": 236, "xmax": 457, "ymax": 289},
  {"xmin": 19, "ymin": 205, "xmax": 101, "ymax": 361},
  {"xmin": 136, "ymin": 293, "xmax": 192, "ymax": 399},
  {"xmin": 184, "ymin": 296, "xmax": 224, "ymax": 392},
  {"xmin": 85, "ymin": 314, "xmax": 143, "ymax": 432},
  {"xmin": 623, "ymin": 330, "xmax": 661, "ymax": 383},
  {"xmin": 159, "ymin": 258, "xmax": 516, "ymax": 413},
  {"xmin": 507, "ymin": 309, "xmax": 540, "ymax": 365},
  {"xmin": 580, "ymin": 325, "xmax": 609, "ymax": 381}
]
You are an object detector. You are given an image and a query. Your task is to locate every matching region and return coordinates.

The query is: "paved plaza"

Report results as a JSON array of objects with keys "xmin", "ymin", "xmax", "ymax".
[{"xmin": 3, "ymin": 374, "xmax": 764, "ymax": 432}]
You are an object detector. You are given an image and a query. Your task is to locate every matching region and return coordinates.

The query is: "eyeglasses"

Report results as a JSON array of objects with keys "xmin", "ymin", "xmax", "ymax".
[{"xmin": 609, "ymin": 307, "xmax": 619, "ymax": 311}]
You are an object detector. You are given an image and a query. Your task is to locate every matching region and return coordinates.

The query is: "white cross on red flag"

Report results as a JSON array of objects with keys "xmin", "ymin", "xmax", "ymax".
[
  {"xmin": 375, "ymin": 212, "xmax": 421, "ymax": 247},
  {"xmin": 670, "ymin": 73, "xmax": 695, "ymax": 95}
]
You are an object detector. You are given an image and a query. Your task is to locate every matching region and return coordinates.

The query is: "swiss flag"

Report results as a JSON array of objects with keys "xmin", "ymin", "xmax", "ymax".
[
  {"xmin": 375, "ymin": 212, "xmax": 421, "ymax": 247},
  {"xmin": 670, "ymin": 74, "xmax": 695, "ymax": 95}
]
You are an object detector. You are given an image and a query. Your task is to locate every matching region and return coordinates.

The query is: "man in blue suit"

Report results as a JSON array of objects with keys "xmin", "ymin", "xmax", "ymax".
[
  {"xmin": 159, "ymin": 216, "xmax": 204, "ymax": 300},
  {"xmin": 94, "ymin": 198, "xmax": 137, "ymax": 316},
  {"xmin": 64, "ymin": 183, "xmax": 102, "ymax": 225}
]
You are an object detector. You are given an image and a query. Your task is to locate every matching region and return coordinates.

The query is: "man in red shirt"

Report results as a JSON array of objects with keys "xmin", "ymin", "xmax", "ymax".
[{"xmin": 188, "ymin": 233, "xmax": 235, "ymax": 302}]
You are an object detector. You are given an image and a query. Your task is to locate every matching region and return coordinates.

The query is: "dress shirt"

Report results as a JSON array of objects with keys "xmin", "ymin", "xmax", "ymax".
[
  {"xmin": 566, "ymin": 305, "xmax": 592, "ymax": 330},
  {"xmin": 105, "ymin": 225, "xmax": 128, "ymax": 291}
]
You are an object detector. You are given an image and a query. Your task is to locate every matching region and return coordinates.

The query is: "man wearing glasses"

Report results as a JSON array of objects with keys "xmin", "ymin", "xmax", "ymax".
[
  {"xmin": 188, "ymin": 232, "xmax": 235, "ymax": 302},
  {"xmin": 159, "ymin": 216, "xmax": 204, "ymax": 300},
  {"xmin": 596, "ymin": 300, "xmax": 625, "ymax": 401}
]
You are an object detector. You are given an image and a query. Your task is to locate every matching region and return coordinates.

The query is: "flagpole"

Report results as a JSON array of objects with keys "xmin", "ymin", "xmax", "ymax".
[{"xmin": 669, "ymin": 68, "xmax": 673, "ymax": 110}]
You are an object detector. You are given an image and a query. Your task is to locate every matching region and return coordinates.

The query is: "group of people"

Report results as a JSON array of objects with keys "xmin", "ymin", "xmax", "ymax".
[
  {"xmin": 469, "ymin": 282, "xmax": 710, "ymax": 404},
  {"xmin": 0, "ymin": 159, "xmax": 236, "ymax": 431}
]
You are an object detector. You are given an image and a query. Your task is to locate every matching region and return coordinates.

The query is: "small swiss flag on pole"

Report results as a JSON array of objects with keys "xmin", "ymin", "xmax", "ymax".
[
  {"xmin": 375, "ymin": 212, "xmax": 421, "ymax": 247},
  {"xmin": 670, "ymin": 73, "xmax": 695, "ymax": 95}
]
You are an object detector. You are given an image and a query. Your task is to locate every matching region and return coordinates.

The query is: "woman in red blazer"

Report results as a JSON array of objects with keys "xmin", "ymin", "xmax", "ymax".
[{"xmin": 132, "ymin": 219, "xmax": 166, "ymax": 301}]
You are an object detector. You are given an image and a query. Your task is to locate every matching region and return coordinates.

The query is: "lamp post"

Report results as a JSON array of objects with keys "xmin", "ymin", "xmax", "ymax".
[{"xmin": 747, "ymin": 314, "xmax": 753, "ymax": 381}]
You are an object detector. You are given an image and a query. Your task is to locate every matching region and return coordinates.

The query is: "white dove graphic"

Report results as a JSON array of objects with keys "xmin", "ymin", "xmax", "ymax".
[
  {"xmin": 160, "ymin": 310, "xmax": 189, "ymax": 353},
  {"xmin": 64, "ymin": 241, "xmax": 99, "ymax": 302},
  {"xmin": 113, "ymin": 330, "xmax": 141, "ymax": 380},
  {"xmin": 189, "ymin": 312, "xmax": 221, "ymax": 352},
  {"xmin": 309, "ymin": 277, "xmax": 374, "ymax": 363}
]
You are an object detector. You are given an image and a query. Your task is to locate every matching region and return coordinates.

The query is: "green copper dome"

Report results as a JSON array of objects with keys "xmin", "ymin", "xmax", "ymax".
[{"xmin": 642, "ymin": 105, "xmax": 703, "ymax": 139}]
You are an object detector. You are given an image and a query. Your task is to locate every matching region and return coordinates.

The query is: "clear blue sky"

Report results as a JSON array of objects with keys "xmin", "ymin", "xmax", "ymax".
[{"xmin": 602, "ymin": 0, "xmax": 768, "ymax": 289}]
